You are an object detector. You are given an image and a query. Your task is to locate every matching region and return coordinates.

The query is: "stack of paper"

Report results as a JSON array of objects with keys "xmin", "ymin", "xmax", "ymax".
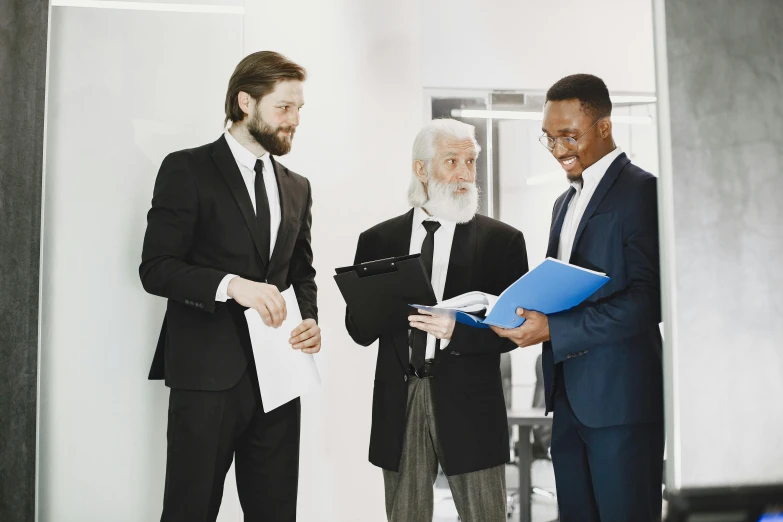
[{"xmin": 422, "ymin": 291, "xmax": 499, "ymax": 314}]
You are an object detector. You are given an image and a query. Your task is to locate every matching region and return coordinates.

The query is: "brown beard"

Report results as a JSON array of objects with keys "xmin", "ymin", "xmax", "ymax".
[{"xmin": 247, "ymin": 109, "xmax": 295, "ymax": 156}]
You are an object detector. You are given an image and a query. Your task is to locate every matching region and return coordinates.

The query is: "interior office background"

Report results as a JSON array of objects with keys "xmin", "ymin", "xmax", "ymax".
[{"xmin": 1, "ymin": 0, "xmax": 781, "ymax": 521}]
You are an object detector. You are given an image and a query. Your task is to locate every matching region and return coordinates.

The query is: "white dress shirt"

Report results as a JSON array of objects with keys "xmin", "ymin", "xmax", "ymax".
[
  {"xmin": 215, "ymin": 130, "xmax": 282, "ymax": 301},
  {"xmin": 409, "ymin": 206, "xmax": 457, "ymax": 358},
  {"xmin": 557, "ymin": 147, "xmax": 623, "ymax": 262}
]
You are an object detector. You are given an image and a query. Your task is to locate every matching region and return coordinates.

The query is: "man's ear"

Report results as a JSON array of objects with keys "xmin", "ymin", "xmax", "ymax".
[
  {"xmin": 413, "ymin": 160, "xmax": 428, "ymax": 183},
  {"xmin": 599, "ymin": 117, "xmax": 612, "ymax": 139},
  {"xmin": 237, "ymin": 91, "xmax": 253, "ymax": 118}
]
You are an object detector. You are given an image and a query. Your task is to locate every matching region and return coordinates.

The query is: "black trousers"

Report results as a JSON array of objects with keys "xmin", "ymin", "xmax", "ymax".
[
  {"xmin": 550, "ymin": 381, "xmax": 664, "ymax": 522},
  {"xmin": 160, "ymin": 366, "xmax": 301, "ymax": 522}
]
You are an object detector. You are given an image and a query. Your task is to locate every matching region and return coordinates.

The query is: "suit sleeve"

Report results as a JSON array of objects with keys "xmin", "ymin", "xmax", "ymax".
[
  {"xmin": 548, "ymin": 176, "xmax": 661, "ymax": 362},
  {"xmin": 290, "ymin": 178, "xmax": 318, "ymax": 322},
  {"xmin": 344, "ymin": 231, "xmax": 380, "ymax": 347},
  {"xmin": 448, "ymin": 230, "xmax": 529, "ymax": 355},
  {"xmin": 139, "ymin": 154, "xmax": 227, "ymax": 313}
]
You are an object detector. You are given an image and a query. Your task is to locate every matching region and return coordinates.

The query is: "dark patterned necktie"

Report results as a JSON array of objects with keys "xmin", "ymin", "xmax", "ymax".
[{"xmin": 410, "ymin": 220, "xmax": 441, "ymax": 370}]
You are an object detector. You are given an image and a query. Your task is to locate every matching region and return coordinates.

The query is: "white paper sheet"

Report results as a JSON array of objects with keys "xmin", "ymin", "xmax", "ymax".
[{"xmin": 244, "ymin": 287, "xmax": 321, "ymax": 412}]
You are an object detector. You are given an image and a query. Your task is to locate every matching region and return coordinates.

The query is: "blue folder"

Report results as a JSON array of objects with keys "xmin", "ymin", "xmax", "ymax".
[{"xmin": 413, "ymin": 258, "xmax": 610, "ymax": 329}]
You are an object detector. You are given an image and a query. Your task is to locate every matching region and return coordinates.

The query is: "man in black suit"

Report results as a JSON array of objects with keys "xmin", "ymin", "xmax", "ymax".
[
  {"xmin": 492, "ymin": 74, "xmax": 663, "ymax": 521},
  {"xmin": 346, "ymin": 119, "xmax": 528, "ymax": 522},
  {"xmin": 140, "ymin": 51, "xmax": 319, "ymax": 522}
]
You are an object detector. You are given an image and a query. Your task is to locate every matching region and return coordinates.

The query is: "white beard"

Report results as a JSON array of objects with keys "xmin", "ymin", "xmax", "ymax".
[{"xmin": 423, "ymin": 178, "xmax": 479, "ymax": 223}]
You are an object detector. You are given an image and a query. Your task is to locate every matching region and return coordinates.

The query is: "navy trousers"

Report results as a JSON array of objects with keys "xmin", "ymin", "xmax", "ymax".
[{"xmin": 550, "ymin": 383, "xmax": 664, "ymax": 522}]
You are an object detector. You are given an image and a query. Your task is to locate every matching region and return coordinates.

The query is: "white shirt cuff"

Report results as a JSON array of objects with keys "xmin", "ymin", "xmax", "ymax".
[
  {"xmin": 439, "ymin": 338, "xmax": 451, "ymax": 350},
  {"xmin": 216, "ymin": 274, "xmax": 238, "ymax": 302}
]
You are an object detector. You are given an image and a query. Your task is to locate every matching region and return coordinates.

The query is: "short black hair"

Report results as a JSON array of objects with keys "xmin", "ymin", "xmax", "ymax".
[{"xmin": 546, "ymin": 74, "xmax": 612, "ymax": 120}]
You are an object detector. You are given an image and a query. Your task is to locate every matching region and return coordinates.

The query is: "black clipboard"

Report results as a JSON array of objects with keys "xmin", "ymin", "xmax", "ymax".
[{"xmin": 334, "ymin": 254, "xmax": 437, "ymax": 336}]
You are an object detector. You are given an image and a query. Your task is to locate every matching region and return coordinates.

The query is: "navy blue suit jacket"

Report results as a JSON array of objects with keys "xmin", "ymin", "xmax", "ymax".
[{"xmin": 542, "ymin": 152, "xmax": 663, "ymax": 428}]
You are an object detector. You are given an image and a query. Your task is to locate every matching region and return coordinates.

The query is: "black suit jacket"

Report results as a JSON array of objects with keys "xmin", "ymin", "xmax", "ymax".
[
  {"xmin": 346, "ymin": 210, "xmax": 528, "ymax": 476},
  {"xmin": 140, "ymin": 135, "xmax": 317, "ymax": 391},
  {"xmin": 543, "ymin": 153, "xmax": 663, "ymax": 428}
]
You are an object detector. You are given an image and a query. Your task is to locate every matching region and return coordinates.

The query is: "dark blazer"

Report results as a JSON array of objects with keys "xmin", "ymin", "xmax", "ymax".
[
  {"xmin": 542, "ymin": 153, "xmax": 663, "ymax": 428},
  {"xmin": 346, "ymin": 210, "xmax": 528, "ymax": 476},
  {"xmin": 140, "ymin": 135, "xmax": 317, "ymax": 391}
]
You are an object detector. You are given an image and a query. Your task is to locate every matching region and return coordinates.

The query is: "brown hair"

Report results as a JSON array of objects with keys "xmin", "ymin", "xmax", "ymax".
[{"xmin": 224, "ymin": 51, "xmax": 307, "ymax": 126}]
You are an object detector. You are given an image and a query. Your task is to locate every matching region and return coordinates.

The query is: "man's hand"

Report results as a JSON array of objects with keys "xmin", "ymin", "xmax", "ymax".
[
  {"xmin": 490, "ymin": 308, "xmax": 550, "ymax": 348},
  {"xmin": 227, "ymin": 277, "xmax": 287, "ymax": 328},
  {"xmin": 290, "ymin": 319, "xmax": 321, "ymax": 354},
  {"xmin": 409, "ymin": 309, "xmax": 456, "ymax": 340}
]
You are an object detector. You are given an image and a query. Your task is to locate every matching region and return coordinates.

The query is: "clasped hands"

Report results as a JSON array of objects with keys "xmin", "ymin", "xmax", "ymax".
[{"xmin": 227, "ymin": 277, "xmax": 321, "ymax": 354}]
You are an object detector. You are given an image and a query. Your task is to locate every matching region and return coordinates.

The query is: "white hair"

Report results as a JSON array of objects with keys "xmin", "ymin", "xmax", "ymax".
[{"xmin": 408, "ymin": 119, "xmax": 481, "ymax": 207}]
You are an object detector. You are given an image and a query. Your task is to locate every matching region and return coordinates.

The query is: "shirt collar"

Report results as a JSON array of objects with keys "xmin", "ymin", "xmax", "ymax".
[
  {"xmin": 575, "ymin": 147, "xmax": 623, "ymax": 191},
  {"xmin": 224, "ymin": 129, "xmax": 269, "ymax": 172},
  {"xmin": 412, "ymin": 206, "xmax": 457, "ymax": 235}
]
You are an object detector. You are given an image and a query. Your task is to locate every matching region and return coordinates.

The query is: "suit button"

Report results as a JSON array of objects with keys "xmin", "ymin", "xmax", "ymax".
[
  {"xmin": 198, "ymin": 303, "xmax": 204, "ymax": 308},
  {"xmin": 185, "ymin": 300, "xmax": 191, "ymax": 305},
  {"xmin": 451, "ymin": 351, "xmax": 460, "ymax": 356}
]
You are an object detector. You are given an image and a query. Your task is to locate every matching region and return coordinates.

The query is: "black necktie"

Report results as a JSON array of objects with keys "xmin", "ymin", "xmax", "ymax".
[
  {"xmin": 410, "ymin": 220, "xmax": 441, "ymax": 370},
  {"xmin": 254, "ymin": 159, "xmax": 271, "ymax": 264},
  {"xmin": 548, "ymin": 186, "xmax": 577, "ymax": 259}
]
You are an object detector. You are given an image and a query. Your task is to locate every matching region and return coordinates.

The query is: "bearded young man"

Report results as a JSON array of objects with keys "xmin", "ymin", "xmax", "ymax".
[
  {"xmin": 345, "ymin": 119, "xmax": 529, "ymax": 522},
  {"xmin": 140, "ymin": 51, "xmax": 319, "ymax": 522}
]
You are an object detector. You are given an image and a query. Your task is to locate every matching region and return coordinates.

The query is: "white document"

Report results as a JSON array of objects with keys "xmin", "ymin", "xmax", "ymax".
[
  {"xmin": 416, "ymin": 291, "xmax": 499, "ymax": 315},
  {"xmin": 244, "ymin": 287, "xmax": 321, "ymax": 413}
]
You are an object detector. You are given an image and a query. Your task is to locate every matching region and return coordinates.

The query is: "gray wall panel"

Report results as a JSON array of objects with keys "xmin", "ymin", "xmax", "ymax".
[
  {"xmin": 0, "ymin": 1, "xmax": 49, "ymax": 521},
  {"xmin": 658, "ymin": 0, "xmax": 783, "ymax": 489}
]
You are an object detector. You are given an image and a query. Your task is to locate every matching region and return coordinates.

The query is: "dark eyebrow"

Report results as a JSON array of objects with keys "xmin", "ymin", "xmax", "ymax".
[{"xmin": 542, "ymin": 126, "xmax": 578, "ymax": 136}]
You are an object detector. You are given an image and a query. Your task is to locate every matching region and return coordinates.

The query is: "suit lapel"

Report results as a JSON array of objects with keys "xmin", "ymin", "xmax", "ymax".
[
  {"xmin": 569, "ymin": 153, "xmax": 630, "ymax": 259},
  {"xmin": 268, "ymin": 156, "xmax": 292, "ymax": 268},
  {"xmin": 387, "ymin": 210, "xmax": 416, "ymax": 371},
  {"xmin": 443, "ymin": 218, "xmax": 476, "ymax": 300},
  {"xmin": 211, "ymin": 135, "xmax": 268, "ymax": 270},
  {"xmin": 388, "ymin": 208, "xmax": 415, "ymax": 258}
]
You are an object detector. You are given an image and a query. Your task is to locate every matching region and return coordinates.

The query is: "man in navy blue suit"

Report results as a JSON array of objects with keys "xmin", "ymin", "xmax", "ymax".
[{"xmin": 491, "ymin": 74, "xmax": 663, "ymax": 521}]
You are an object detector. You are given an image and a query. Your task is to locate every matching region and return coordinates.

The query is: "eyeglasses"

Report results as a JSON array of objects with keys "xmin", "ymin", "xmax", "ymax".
[{"xmin": 538, "ymin": 118, "xmax": 603, "ymax": 152}]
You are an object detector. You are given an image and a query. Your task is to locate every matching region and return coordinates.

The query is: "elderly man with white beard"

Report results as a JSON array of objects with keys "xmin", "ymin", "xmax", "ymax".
[{"xmin": 345, "ymin": 119, "xmax": 529, "ymax": 522}]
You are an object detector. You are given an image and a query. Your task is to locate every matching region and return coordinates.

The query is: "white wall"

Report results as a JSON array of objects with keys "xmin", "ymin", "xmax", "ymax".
[
  {"xmin": 421, "ymin": 0, "xmax": 656, "ymax": 93},
  {"xmin": 39, "ymin": 5, "xmax": 245, "ymax": 521},
  {"xmin": 242, "ymin": 2, "xmax": 422, "ymax": 520},
  {"xmin": 40, "ymin": 2, "xmax": 422, "ymax": 521}
]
